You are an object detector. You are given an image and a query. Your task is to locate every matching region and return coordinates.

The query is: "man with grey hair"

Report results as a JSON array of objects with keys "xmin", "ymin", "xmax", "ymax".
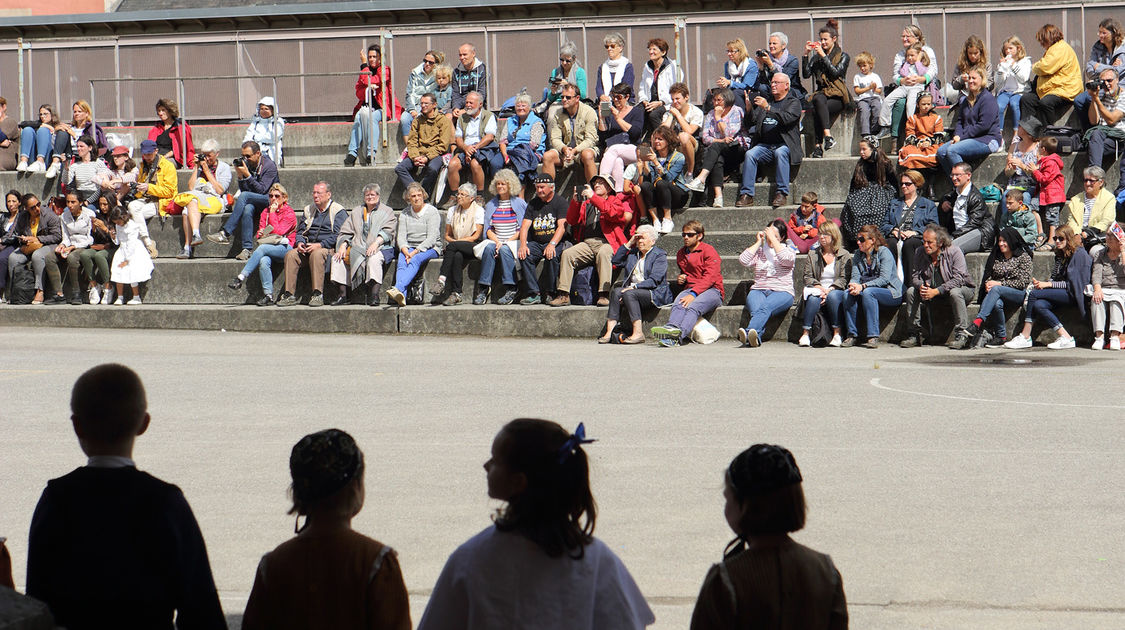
[
  {"xmin": 737, "ymin": 72, "xmax": 803, "ymax": 208},
  {"xmin": 900, "ymin": 224, "xmax": 976, "ymax": 349},
  {"xmin": 447, "ymin": 91, "xmax": 502, "ymax": 194},
  {"xmin": 452, "ymin": 43, "xmax": 488, "ymax": 116},
  {"xmin": 176, "ymin": 138, "xmax": 231, "ymax": 259},
  {"xmin": 277, "ymin": 181, "xmax": 347, "ymax": 307},
  {"xmin": 1085, "ymin": 68, "xmax": 1125, "ymax": 185},
  {"xmin": 330, "ymin": 183, "xmax": 397, "ymax": 305}
]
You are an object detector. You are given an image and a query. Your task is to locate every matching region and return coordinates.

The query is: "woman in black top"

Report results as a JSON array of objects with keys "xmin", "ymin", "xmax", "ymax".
[{"xmin": 803, "ymin": 19, "xmax": 851, "ymax": 158}]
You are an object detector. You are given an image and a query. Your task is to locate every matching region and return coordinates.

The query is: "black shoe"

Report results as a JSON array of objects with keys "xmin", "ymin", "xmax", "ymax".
[
  {"xmin": 473, "ymin": 287, "xmax": 489, "ymax": 305},
  {"xmin": 810, "ymin": 145, "xmax": 824, "ymax": 158},
  {"xmin": 47, "ymin": 294, "xmax": 67, "ymax": 305},
  {"xmin": 824, "ymin": 136, "xmax": 837, "ymax": 151},
  {"xmin": 899, "ymin": 332, "xmax": 924, "ymax": 348},
  {"xmin": 329, "ymin": 294, "xmax": 349, "ymax": 306},
  {"xmin": 344, "ymin": 153, "xmax": 357, "ymax": 167},
  {"xmin": 948, "ymin": 328, "xmax": 972, "ymax": 350},
  {"xmin": 972, "ymin": 329, "xmax": 994, "ymax": 349},
  {"xmin": 228, "ymin": 277, "xmax": 243, "ymax": 290},
  {"xmin": 256, "ymin": 295, "xmax": 274, "ymax": 307}
]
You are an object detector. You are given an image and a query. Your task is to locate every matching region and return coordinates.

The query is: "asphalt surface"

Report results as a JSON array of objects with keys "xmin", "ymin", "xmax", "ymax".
[{"xmin": 1, "ymin": 328, "xmax": 1123, "ymax": 629}]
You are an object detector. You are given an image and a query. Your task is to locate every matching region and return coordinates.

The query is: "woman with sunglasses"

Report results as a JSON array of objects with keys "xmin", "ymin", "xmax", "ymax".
[
  {"xmin": 226, "ymin": 183, "xmax": 296, "ymax": 306},
  {"xmin": 597, "ymin": 83, "xmax": 645, "ymax": 192},
  {"xmin": 400, "ymin": 50, "xmax": 445, "ymax": 139},
  {"xmin": 542, "ymin": 42, "xmax": 587, "ymax": 112},
  {"xmin": 595, "ymin": 33, "xmax": 634, "ymax": 103},
  {"xmin": 842, "ymin": 224, "xmax": 902, "ymax": 348},
  {"xmin": 881, "ymin": 168, "xmax": 938, "ymax": 283},
  {"xmin": 1004, "ymin": 224, "xmax": 1092, "ymax": 349}
]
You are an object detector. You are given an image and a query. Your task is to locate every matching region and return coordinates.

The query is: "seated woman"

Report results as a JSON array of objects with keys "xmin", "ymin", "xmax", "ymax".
[
  {"xmin": 53, "ymin": 100, "xmax": 107, "ymax": 166},
  {"xmin": 650, "ymin": 219, "xmax": 725, "ymax": 347},
  {"xmin": 935, "ymin": 68, "xmax": 1001, "ymax": 174},
  {"xmin": 243, "ymin": 96, "xmax": 285, "ymax": 164},
  {"xmin": 802, "ymin": 19, "xmax": 850, "ymax": 158},
  {"xmin": 473, "ymin": 170, "xmax": 527, "ymax": 306},
  {"xmin": 1073, "ymin": 19, "xmax": 1125, "ymax": 125},
  {"xmin": 886, "ymin": 25, "xmax": 940, "ymax": 137},
  {"xmin": 57, "ymin": 191, "xmax": 97, "ymax": 304},
  {"xmin": 1020, "ymin": 24, "xmax": 1083, "ymax": 137},
  {"xmin": 0, "ymin": 189, "xmax": 21, "ymax": 303},
  {"xmin": 684, "ymin": 89, "xmax": 746, "ymax": 208},
  {"xmin": 881, "ymin": 169, "xmax": 938, "ymax": 283},
  {"xmin": 401, "ymin": 50, "xmax": 444, "ymax": 137},
  {"xmin": 842, "ymin": 224, "xmax": 902, "ymax": 348},
  {"xmin": 1004, "ymin": 225, "xmax": 1092, "ymax": 349},
  {"xmin": 597, "ymin": 83, "xmax": 645, "ymax": 193},
  {"xmin": 599, "ymin": 224, "xmax": 671, "ymax": 344},
  {"xmin": 595, "ymin": 32, "xmax": 635, "ymax": 103},
  {"xmin": 636, "ymin": 126, "xmax": 688, "ymax": 235},
  {"xmin": 431, "ymin": 183, "xmax": 484, "ymax": 306},
  {"xmin": 786, "ymin": 192, "xmax": 829, "ymax": 254},
  {"xmin": 147, "ymin": 98, "xmax": 196, "ymax": 168},
  {"xmin": 330, "ymin": 183, "xmax": 397, "ymax": 306},
  {"xmin": 16, "ymin": 105, "xmax": 62, "ymax": 177},
  {"xmin": 7, "ymin": 194, "xmax": 64, "ymax": 305},
  {"xmin": 1061, "ymin": 166, "xmax": 1116, "ymax": 254},
  {"xmin": 226, "ymin": 183, "xmax": 296, "ymax": 306},
  {"xmin": 81, "ymin": 193, "xmax": 118, "ymax": 305},
  {"xmin": 99, "ymin": 146, "xmax": 139, "ymax": 207},
  {"xmin": 386, "ymin": 182, "xmax": 441, "ymax": 307},
  {"xmin": 541, "ymin": 41, "xmax": 587, "ymax": 113},
  {"xmin": 1089, "ymin": 226, "xmax": 1125, "ymax": 350},
  {"xmin": 965, "ymin": 227, "xmax": 1033, "ymax": 348},
  {"xmin": 690, "ymin": 444, "xmax": 846, "ymax": 629},
  {"xmin": 639, "ymin": 38, "xmax": 678, "ymax": 135},
  {"xmin": 499, "ymin": 95, "xmax": 545, "ymax": 197},
  {"xmin": 751, "ymin": 32, "xmax": 806, "ymax": 105},
  {"xmin": 241, "ymin": 429, "xmax": 410, "ymax": 630},
  {"xmin": 1002, "ymin": 124, "xmax": 1042, "ymax": 242},
  {"xmin": 66, "ymin": 135, "xmax": 109, "ymax": 209},
  {"xmin": 712, "ymin": 39, "xmax": 756, "ymax": 113},
  {"xmin": 798, "ymin": 221, "xmax": 851, "ymax": 347},
  {"xmin": 737, "ymin": 219, "xmax": 796, "ymax": 348},
  {"xmin": 841, "ymin": 138, "xmax": 897, "ymax": 249}
]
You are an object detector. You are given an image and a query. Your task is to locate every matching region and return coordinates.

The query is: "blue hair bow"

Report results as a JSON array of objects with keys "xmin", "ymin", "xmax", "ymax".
[{"xmin": 557, "ymin": 422, "xmax": 597, "ymax": 464}]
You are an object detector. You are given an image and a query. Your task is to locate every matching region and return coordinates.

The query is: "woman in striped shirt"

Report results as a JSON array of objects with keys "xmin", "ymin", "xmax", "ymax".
[
  {"xmin": 474, "ymin": 169, "xmax": 527, "ymax": 305},
  {"xmin": 67, "ymin": 135, "xmax": 109, "ymax": 208}
]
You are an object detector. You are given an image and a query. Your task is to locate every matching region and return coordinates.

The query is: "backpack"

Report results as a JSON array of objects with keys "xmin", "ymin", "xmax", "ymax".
[
  {"xmin": 8, "ymin": 260, "xmax": 36, "ymax": 305},
  {"xmin": 1041, "ymin": 125, "xmax": 1085, "ymax": 154},
  {"xmin": 809, "ymin": 310, "xmax": 833, "ymax": 347}
]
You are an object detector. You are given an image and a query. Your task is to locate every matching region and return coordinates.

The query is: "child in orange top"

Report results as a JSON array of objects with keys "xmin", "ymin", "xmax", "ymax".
[
  {"xmin": 786, "ymin": 192, "xmax": 829, "ymax": 254},
  {"xmin": 897, "ymin": 92, "xmax": 944, "ymax": 169}
]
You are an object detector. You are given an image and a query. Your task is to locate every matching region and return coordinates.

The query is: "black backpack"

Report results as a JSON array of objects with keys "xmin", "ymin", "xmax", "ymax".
[
  {"xmin": 8, "ymin": 260, "xmax": 36, "ymax": 305},
  {"xmin": 1041, "ymin": 125, "xmax": 1085, "ymax": 154},
  {"xmin": 808, "ymin": 310, "xmax": 833, "ymax": 347}
]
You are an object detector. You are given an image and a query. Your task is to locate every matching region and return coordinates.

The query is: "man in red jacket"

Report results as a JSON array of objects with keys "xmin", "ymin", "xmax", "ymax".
[
  {"xmin": 548, "ymin": 174, "xmax": 635, "ymax": 306},
  {"xmin": 651, "ymin": 219, "xmax": 726, "ymax": 346}
]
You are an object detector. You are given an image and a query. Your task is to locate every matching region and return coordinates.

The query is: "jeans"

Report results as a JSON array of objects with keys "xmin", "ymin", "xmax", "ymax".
[
  {"xmin": 977, "ymin": 285, "xmax": 1025, "ymax": 337},
  {"xmin": 936, "ymin": 138, "xmax": 998, "ymax": 174},
  {"xmin": 394, "ymin": 248, "xmax": 439, "ymax": 292},
  {"xmin": 607, "ymin": 287, "xmax": 655, "ymax": 323},
  {"xmin": 240, "ymin": 243, "xmax": 290, "ymax": 296},
  {"xmin": 844, "ymin": 287, "xmax": 902, "ymax": 339},
  {"xmin": 521, "ymin": 240, "xmax": 563, "ymax": 296},
  {"xmin": 1024, "ymin": 287, "xmax": 1072, "ymax": 329},
  {"xmin": 0, "ymin": 246, "xmax": 15, "ymax": 289},
  {"xmin": 739, "ymin": 144, "xmax": 790, "ymax": 196},
  {"xmin": 223, "ymin": 192, "xmax": 270, "ymax": 250},
  {"xmin": 1086, "ymin": 130, "xmax": 1125, "ymax": 189},
  {"xmin": 802, "ymin": 290, "xmax": 846, "ymax": 330},
  {"xmin": 477, "ymin": 241, "xmax": 516, "ymax": 288},
  {"xmin": 744, "ymin": 289, "xmax": 793, "ymax": 333},
  {"xmin": 19, "ymin": 126, "xmax": 54, "ymax": 161},
  {"xmin": 1073, "ymin": 92, "xmax": 1093, "ymax": 131},
  {"xmin": 667, "ymin": 287, "xmax": 724, "ymax": 341},
  {"xmin": 348, "ymin": 106, "xmax": 384, "ymax": 161},
  {"xmin": 399, "ymin": 110, "xmax": 415, "ymax": 139},
  {"xmin": 395, "ymin": 156, "xmax": 444, "ymax": 193},
  {"xmin": 995, "ymin": 91, "xmax": 1023, "ymax": 129}
]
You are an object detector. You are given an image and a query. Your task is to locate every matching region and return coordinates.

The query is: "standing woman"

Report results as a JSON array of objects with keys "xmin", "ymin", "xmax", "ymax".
[
  {"xmin": 243, "ymin": 97, "xmax": 285, "ymax": 164},
  {"xmin": 803, "ymin": 19, "xmax": 851, "ymax": 158},
  {"xmin": 1004, "ymin": 225, "xmax": 1092, "ymax": 350},
  {"xmin": 66, "ymin": 135, "xmax": 110, "ymax": 208},
  {"xmin": 16, "ymin": 105, "xmax": 61, "ymax": 176},
  {"xmin": 935, "ymin": 68, "xmax": 1001, "ymax": 174},
  {"xmin": 881, "ymin": 169, "xmax": 938, "ymax": 284},
  {"xmin": 386, "ymin": 182, "xmax": 442, "ymax": 307},
  {"xmin": 1020, "ymin": 24, "xmax": 1082, "ymax": 136},
  {"xmin": 639, "ymin": 38, "xmax": 678, "ymax": 136},
  {"xmin": 798, "ymin": 221, "xmax": 851, "ymax": 348},
  {"xmin": 147, "ymin": 98, "xmax": 196, "ymax": 168},
  {"xmin": 595, "ymin": 33, "xmax": 635, "ymax": 103},
  {"xmin": 431, "ymin": 183, "xmax": 484, "ymax": 306},
  {"xmin": 714, "ymin": 39, "xmax": 756, "ymax": 112},
  {"xmin": 401, "ymin": 50, "xmax": 444, "ymax": 138},
  {"xmin": 683, "ymin": 89, "xmax": 746, "ymax": 208},
  {"xmin": 226, "ymin": 183, "xmax": 297, "ymax": 306},
  {"xmin": 597, "ymin": 83, "xmax": 645, "ymax": 193},
  {"xmin": 636, "ymin": 126, "xmax": 688, "ymax": 235},
  {"xmin": 599, "ymin": 224, "xmax": 671, "ymax": 343},
  {"xmin": 842, "ymin": 224, "xmax": 902, "ymax": 348}
]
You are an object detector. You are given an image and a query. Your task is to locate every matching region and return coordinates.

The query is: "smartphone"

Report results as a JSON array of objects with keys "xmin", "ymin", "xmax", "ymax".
[{"xmin": 599, "ymin": 100, "xmax": 611, "ymax": 117}]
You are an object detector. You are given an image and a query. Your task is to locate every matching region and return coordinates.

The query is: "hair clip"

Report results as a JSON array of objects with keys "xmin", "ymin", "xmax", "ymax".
[{"xmin": 557, "ymin": 422, "xmax": 597, "ymax": 464}]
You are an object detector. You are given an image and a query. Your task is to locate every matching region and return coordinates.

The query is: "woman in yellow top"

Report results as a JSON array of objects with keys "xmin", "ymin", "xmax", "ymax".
[
  {"xmin": 1062, "ymin": 165, "xmax": 1117, "ymax": 247},
  {"xmin": 1020, "ymin": 24, "xmax": 1082, "ymax": 136}
]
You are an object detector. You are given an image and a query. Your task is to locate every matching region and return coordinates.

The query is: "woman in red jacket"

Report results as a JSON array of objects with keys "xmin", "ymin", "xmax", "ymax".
[
  {"xmin": 146, "ymin": 98, "xmax": 195, "ymax": 168},
  {"xmin": 226, "ymin": 183, "xmax": 297, "ymax": 306},
  {"xmin": 651, "ymin": 219, "xmax": 725, "ymax": 346},
  {"xmin": 345, "ymin": 44, "xmax": 404, "ymax": 166}
]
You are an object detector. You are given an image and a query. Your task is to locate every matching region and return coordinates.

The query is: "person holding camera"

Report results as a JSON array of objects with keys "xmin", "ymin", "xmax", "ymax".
[
  {"xmin": 175, "ymin": 139, "xmax": 231, "ymax": 259},
  {"xmin": 541, "ymin": 42, "xmax": 587, "ymax": 114},
  {"xmin": 128, "ymin": 139, "xmax": 176, "ymax": 258},
  {"xmin": 736, "ymin": 73, "xmax": 803, "ymax": 209},
  {"xmin": 750, "ymin": 33, "xmax": 805, "ymax": 106},
  {"xmin": 207, "ymin": 140, "xmax": 280, "ymax": 261},
  {"xmin": 1084, "ymin": 68, "xmax": 1125, "ymax": 182},
  {"xmin": 802, "ymin": 19, "xmax": 850, "ymax": 158}
]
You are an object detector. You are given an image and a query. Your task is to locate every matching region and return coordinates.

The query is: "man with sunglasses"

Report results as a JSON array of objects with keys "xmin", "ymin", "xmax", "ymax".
[
  {"xmin": 938, "ymin": 162, "xmax": 994, "ymax": 254},
  {"xmin": 1084, "ymin": 68, "xmax": 1125, "ymax": 184},
  {"xmin": 650, "ymin": 220, "xmax": 725, "ymax": 346},
  {"xmin": 542, "ymin": 83, "xmax": 599, "ymax": 182},
  {"xmin": 736, "ymin": 73, "xmax": 803, "ymax": 208}
]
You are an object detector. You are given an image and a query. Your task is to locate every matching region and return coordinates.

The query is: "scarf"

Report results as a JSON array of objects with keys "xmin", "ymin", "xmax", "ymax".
[
  {"xmin": 601, "ymin": 56, "xmax": 630, "ymax": 97},
  {"xmin": 726, "ymin": 58, "xmax": 751, "ymax": 82},
  {"xmin": 815, "ymin": 45, "xmax": 851, "ymax": 104},
  {"xmin": 557, "ymin": 62, "xmax": 579, "ymax": 86},
  {"xmin": 449, "ymin": 201, "xmax": 482, "ymax": 240},
  {"xmin": 770, "ymin": 49, "xmax": 790, "ymax": 69}
]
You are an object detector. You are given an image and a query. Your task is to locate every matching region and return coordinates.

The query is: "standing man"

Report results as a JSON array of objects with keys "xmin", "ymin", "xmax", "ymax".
[
  {"xmin": 277, "ymin": 181, "xmax": 347, "ymax": 307},
  {"xmin": 517, "ymin": 174, "xmax": 571, "ymax": 305},
  {"xmin": 447, "ymin": 92, "xmax": 502, "ymax": 194},
  {"xmin": 207, "ymin": 140, "xmax": 281, "ymax": 261},
  {"xmin": 394, "ymin": 93, "xmax": 453, "ymax": 195},
  {"xmin": 900, "ymin": 224, "xmax": 976, "ymax": 349},
  {"xmin": 452, "ymin": 43, "xmax": 488, "ymax": 116},
  {"xmin": 736, "ymin": 73, "xmax": 803, "ymax": 208},
  {"xmin": 541, "ymin": 83, "xmax": 599, "ymax": 182}
]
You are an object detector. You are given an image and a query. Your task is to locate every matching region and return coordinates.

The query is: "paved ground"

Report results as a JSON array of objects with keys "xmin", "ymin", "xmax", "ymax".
[{"xmin": 1, "ymin": 328, "xmax": 1123, "ymax": 629}]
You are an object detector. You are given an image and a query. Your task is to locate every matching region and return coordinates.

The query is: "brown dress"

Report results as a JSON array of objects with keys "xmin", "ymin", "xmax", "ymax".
[
  {"xmin": 897, "ymin": 112, "xmax": 944, "ymax": 170},
  {"xmin": 241, "ymin": 529, "xmax": 411, "ymax": 630},
  {"xmin": 689, "ymin": 538, "xmax": 848, "ymax": 630}
]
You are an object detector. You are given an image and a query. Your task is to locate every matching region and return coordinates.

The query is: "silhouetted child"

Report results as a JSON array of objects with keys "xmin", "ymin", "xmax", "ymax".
[
  {"xmin": 418, "ymin": 419, "xmax": 655, "ymax": 630},
  {"xmin": 26, "ymin": 363, "xmax": 226, "ymax": 630},
  {"xmin": 242, "ymin": 429, "xmax": 411, "ymax": 630},
  {"xmin": 690, "ymin": 444, "xmax": 847, "ymax": 629}
]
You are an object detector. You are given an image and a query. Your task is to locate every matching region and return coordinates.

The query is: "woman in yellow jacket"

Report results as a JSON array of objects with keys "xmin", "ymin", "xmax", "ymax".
[
  {"xmin": 1021, "ymin": 24, "xmax": 1082, "ymax": 136},
  {"xmin": 1062, "ymin": 165, "xmax": 1117, "ymax": 247}
]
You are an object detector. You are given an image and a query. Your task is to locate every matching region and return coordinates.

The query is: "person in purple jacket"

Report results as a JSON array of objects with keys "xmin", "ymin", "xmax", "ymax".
[{"xmin": 936, "ymin": 68, "xmax": 1001, "ymax": 174}]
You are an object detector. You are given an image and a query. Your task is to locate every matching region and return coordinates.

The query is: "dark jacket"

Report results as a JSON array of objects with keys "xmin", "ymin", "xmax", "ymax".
[
  {"xmin": 11, "ymin": 209, "xmax": 62, "ymax": 246},
  {"xmin": 611, "ymin": 244, "xmax": 672, "ymax": 306},
  {"xmin": 910, "ymin": 243, "xmax": 975, "ymax": 293},
  {"xmin": 452, "ymin": 61, "xmax": 488, "ymax": 109},
  {"xmin": 802, "ymin": 47, "xmax": 851, "ymax": 103},
  {"xmin": 238, "ymin": 155, "xmax": 280, "ymax": 196},
  {"xmin": 798, "ymin": 247, "xmax": 852, "ymax": 316},
  {"xmin": 939, "ymin": 185, "xmax": 995, "ymax": 248},
  {"xmin": 1056, "ymin": 247, "xmax": 1094, "ymax": 318},
  {"xmin": 881, "ymin": 196, "xmax": 940, "ymax": 236},
  {"xmin": 295, "ymin": 201, "xmax": 347, "ymax": 248},
  {"xmin": 753, "ymin": 55, "xmax": 805, "ymax": 103},
  {"xmin": 954, "ymin": 90, "xmax": 1002, "ymax": 146},
  {"xmin": 746, "ymin": 90, "xmax": 803, "ymax": 166}
]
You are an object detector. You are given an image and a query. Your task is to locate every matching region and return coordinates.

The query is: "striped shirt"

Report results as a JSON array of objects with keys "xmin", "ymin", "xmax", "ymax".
[{"xmin": 489, "ymin": 199, "xmax": 519, "ymax": 241}]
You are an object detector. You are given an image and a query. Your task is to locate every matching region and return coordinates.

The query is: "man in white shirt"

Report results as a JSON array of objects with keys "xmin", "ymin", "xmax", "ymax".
[{"xmin": 447, "ymin": 91, "xmax": 502, "ymax": 194}]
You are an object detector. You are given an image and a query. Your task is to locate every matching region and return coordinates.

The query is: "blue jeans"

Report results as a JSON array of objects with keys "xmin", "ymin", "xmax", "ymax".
[
  {"xmin": 223, "ymin": 192, "xmax": 270, "ymax": 250},
  {"xmin": 520, "ymin": 241, "xmax": 563, "ymax": 296},
  {"xmin": 936, "ymin": 138, "xmax": 998, "ymax": 174},
  {"xmin": 995, "ymin": 91, "xmax": 1022, "ymax": 128},
  {"xmin": 744, "ymin": 289, "xmax": 793, "ymax": 333},
  {"xmin": 1025, "ymin": 287, "xmax": 1072, "ymax": 329},
  {"xmin": 19, "ymin": 126, "xmax": 54, "ymax": 161},
  {"xmin": 844, "ymin": 287, "xmax": 902, "ymax": 339},
  {"xmin": 477, "ymin": 242, "xmax": 516, "ymax": 287},
  {"xmin": 802, "ymin": 290, "xmax": 846, "ymax": 330},
  {"xmin": 977, "ymin": 285, "xmax": 1025, "ymax": 337},
  {"xmin": 667, "ymin": 287, "xmax": 723, "ymax": 341},
  {"xmin": 1073, "ymin": 91, "xmax": 1092, "ymax": 130},
  {"xmin": 395, "ymin": 156, "xmax": 444, "ymax": 192},
  {"xmin": 394, "ymin": 248, "xmax": 439, "ymax": 292},
  {"xmin": 739, "ymin": 144, "xmax": 790, "ymax": 196},
  {"xmin": 240, "ymin": 243, "xmax": 290, "ymax": 296},
  {"xmin": 399, "ymin": 110, "xmax": 415, "ymax": 139},
  {"xmin": 348, "ymin": 106, "xmax": 384, "ymax": 161}
]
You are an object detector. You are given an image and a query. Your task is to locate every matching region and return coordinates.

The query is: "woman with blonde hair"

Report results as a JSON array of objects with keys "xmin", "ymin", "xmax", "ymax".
[
  {"xmin": 401, "ymin": 49, "xmax": 445, "ymax": 136},
  {"xmin": 715, "ymin": 38, "xmax": 755, "ymax": 111},
  {"xmin": 798, "ymin": 221, "xmax": 851, "ymax": 347},
  {"xmin": 226, "ymin": 182, "xmax": 296, "ymax": 306}
]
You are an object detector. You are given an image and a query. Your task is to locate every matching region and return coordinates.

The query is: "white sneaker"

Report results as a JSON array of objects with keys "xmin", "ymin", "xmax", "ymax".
[
  {"xmin": 44, "ymin": 161, "xmax": 60, "ymax": 178},
  {"xmin": 829, "ymin": 333, "xmax": 842, "ymax": 347},
  {"xmin": 16, "ymin": 160, "xmax": 27, "ymax": 172},
  {"xmin": 27, "ymin": 161, "xmax": 45, "ymax": 173},
  {"xmin": 1003, "ymin": 335, "xmax": 1032, "ymax": 349},
  {"xmin": 685, "ymin": 177, "xmax": 705, "ymax": 193},
  {"xmin": 662, "ymin": 218, "xmax": 674, "ymax": 234},
  {"xmin": 113, "ymin": 296, "xmax": 124, "ymax": 305},
  {"xmin": 126, "ymin": 296, "xmax": 142, "ymax": 305},
  {"xmin": 712, "ymin": 194, "xmax": 724, "ymax": 208},
  {"xmin": 100, "ymin": 287, "xmax": 113, "ymax": 305},
  {"xmin": 1047, "ymin": 336, "xmax": 1075, "ymax": 350},
  {"xmin": 1092, "ymin": 337, "xmax": 1105, "ymax": 350},
  {"xmin": 798, "ymin": 333, "xmax": 811, "ymax": 347},
  {"xmin": 1111, "ymin": 337, "xmax": 1122, "ymax": 351},
  {"xmin": 88, "ymin": 286, "xmax": 100, "ymax": 304}
]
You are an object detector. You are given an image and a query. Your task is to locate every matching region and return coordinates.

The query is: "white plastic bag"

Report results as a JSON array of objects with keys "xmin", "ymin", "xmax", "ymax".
[{"xmin": 691, "ymin": 318, "xmax": 720, "ymax": 344}]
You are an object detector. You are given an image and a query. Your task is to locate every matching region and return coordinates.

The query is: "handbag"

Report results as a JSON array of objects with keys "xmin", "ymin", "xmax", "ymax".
[
  {"xmin": 690, "ymin": 318, "xmax": 721, "ymax": 344},
  {"xmin": 809, "ymin": 310, "xmax": 832, "ymax": 347},
  {"xmin": 256, "ymin": 221, "xmax": 292, "ymax": 246},
  {"xmin": 841, "ymin": 184, "xmax": 896, "ymax": 247}
]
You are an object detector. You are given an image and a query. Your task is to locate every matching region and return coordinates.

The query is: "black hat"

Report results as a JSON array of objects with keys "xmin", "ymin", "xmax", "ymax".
[{"xmin": 533, "ymin": 173, "xmax": 555, "ymax": 185}]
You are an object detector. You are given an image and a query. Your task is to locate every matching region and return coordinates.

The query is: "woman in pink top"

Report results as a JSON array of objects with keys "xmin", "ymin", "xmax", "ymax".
[
  {"xmin": 227, "ymin": 182, "xmax": 297, "ymax": 306},
  {"xmin": 737, "ymin": 219, "xmax": 796, "ymax": 347}
]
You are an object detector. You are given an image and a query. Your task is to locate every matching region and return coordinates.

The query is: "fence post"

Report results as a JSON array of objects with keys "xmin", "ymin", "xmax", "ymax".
[
  {"xmin": 384, "ymin": 32, "xmax": 394, "ymax": 151},
  {"xmin": 17, "ymin": 38, "xmax": 26, "ymax": 121},
  {"xmin": 178, "ymin": 78, "xmax": 187, "ymax": 168},
  {"xmin": 272, "ymin": 77, "xmax": 280, "ymax": 166}
]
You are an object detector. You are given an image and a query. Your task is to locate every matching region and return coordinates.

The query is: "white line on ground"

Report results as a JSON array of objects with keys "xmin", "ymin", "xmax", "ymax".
[{"xmin": 870, "ymin": 377, "xmax": 1125, "ymax": 409}]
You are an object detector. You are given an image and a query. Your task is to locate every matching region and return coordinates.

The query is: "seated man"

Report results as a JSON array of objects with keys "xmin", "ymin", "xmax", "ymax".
[
  {"xmin": 331, "ymin": 183, "xmax": 397, "ymax": 306},
  {"xmin": 900, "ymin": 224, "xmax": 977, "ymax": 349},
  {"xmin": 541, "ymin": 83, "xmax": 599, "ymax": 183},
  {"xmin": 175, "ymin": 138, "xmax": 232, "ymax": 259},
  {"xmin": 1085, "ymin": 68, "xmax": 1125, "ymax": 190},
  {"xmin": 26, "ymin": 364, "xmax": 225, "ymax": 629},
  {"xmin": 207, "ymin": 140, "xmax": 280, "ymax": 261},
  {"xmin": 938, "ymin": 161, "xmax": 995, "ymax": 254},
  {"xmin": 277, "ymin": 181, "xmax": 347, "ymax": 307},
  {"xmin": 518, "ymin": 174, "xmax": 571, "ymax": 305},
  {"xmin": 452, "ymin": 43, "xmax": 488, "ymax": 116},
  {"xmin": 128, "ymin": 138, "xmax": 176, "ymax": 256},
  {"xmin": 548, "ymin": 174, "xmax": 635, "ymax": 307},
  {"xmin": 447, "ymin": 91, "xmax": 502, "ymax": 194},
  {"xmin": 394, "ymin": 93, "xmax": 453, "ymax": 195},
  {"xmin": 736, "ymin": 72, "xmax": 803, "ymax": 209}
]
